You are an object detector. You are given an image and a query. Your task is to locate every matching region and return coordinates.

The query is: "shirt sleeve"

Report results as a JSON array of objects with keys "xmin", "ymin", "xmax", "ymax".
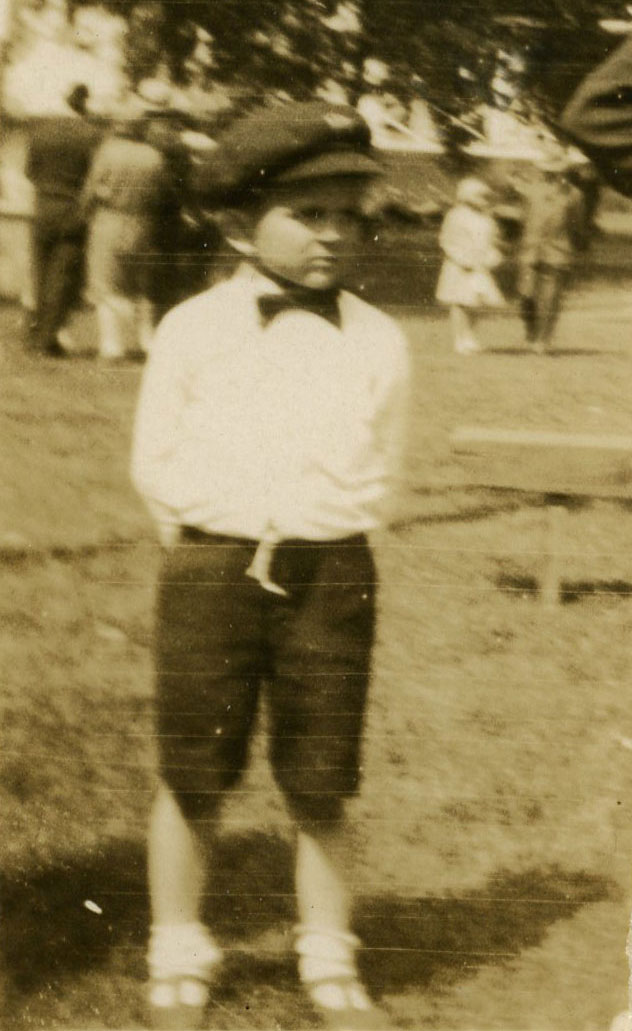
[
  {"xmin": 561, "ymin": 35, "xmax": 632, "ymax": 195},
  {"xmin": 130, "ymin": 311, "xmax": 189, "ymax": 544}
]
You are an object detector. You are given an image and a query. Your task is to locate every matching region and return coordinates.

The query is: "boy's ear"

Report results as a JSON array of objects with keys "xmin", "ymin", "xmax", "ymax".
[{"xmin": 213, "ymin": 209, "xmax": 256, "ymax": 256}]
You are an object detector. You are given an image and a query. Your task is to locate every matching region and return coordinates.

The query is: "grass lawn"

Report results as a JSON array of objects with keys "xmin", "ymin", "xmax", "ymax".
[{"xmin": 1, "ymin": 271, "xmax": 632, "ymax": 1031}]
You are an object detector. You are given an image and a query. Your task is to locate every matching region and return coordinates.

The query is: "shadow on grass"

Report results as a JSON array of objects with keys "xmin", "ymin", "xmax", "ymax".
[
  {"xmin": 1, "ymin": 832, "xmax": 297, "ymax": 996},
  {"xmin": 355, "ymin": 866, "xmax": 614, "ymax": 996},
  {"xmin": 562, "ymin": 579, "xmax": 632, "ymax": 602},
  {"xmin": 541, "ymin": 348, "xmax": 629, "ymax": 358},
  {"xmin": 483, "ymin": 346, "xmax": 532, "ymax": 357},
  {"xmin": 2, "ymin": 840, "xmax": 149, "ymax": 994},
  {"xmin": 485, "ymin": 346, "xmax": 628, "ymax": 358},
  {"xmin": 497, "ymin": 572, "xmax": 632, "ymax": 603},
  {"xmin": 1, "ymin": 833, "xmax": 615, "ymax": 1014},
  {"xmin": 392, "ymin": 494, "xmax": 525, "ymax": 533}
]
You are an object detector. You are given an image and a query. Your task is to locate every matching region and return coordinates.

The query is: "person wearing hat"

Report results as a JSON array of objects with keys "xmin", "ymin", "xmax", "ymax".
[
  {"xmin": 516, "ymin": 148, "xmax": 588, "ymax": 354},
  {"xmin": 435, "ymin": 176, "xmax": 505, "ymax": 355},
  {"xmin": 24, "ymin": 83, "xmax": 102, "ymax": 356},
  {"xmin": 131, "ymin": 100, "xmax": 410, "ymax": 1031}
]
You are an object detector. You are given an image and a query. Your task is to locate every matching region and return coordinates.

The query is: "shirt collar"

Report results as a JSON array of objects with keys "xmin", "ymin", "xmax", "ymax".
[{"xmin": 233, "ymin": 262, "xmax": 288, "ymax": 297}]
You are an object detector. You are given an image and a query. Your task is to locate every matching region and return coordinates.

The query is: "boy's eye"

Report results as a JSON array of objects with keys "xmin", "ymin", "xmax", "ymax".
[
  {"xmin": 298, "ymin": 207, "xmax": 323, "ymax": 223},
  {"xmin": 294, "ymin": 208, "xmax": 361, "ymax": 227}
]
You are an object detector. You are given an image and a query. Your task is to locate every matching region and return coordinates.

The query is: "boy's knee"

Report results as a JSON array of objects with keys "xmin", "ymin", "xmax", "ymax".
[
  {"xmin": 284, "ymin": 790, "xmax": 345, "ymax": 829},
  {"xmin": 160, "ymin": 770, "xmax": 229, "ymax": 823}
]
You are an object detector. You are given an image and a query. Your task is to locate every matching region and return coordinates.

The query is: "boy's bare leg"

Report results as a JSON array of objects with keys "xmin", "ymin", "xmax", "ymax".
[
  {"xmin": 295, "ymin": 824, "xmax": 386, "ymax": 1027},
  {"xmin": 295, "ymin": 824, "xmax": 351, "ymax": 933},
  {"xmin": 148, "ymin": 780, "xmax": 206, "ymax": 925},
  {"xmin": 137, "ymin": 296, "xmax": 156, "ymax": 355},
  {"xmin": 146, "ymin": 781, "xmax": 222, "ymax": 1028},
  {"xmin": 96, "ymin": 294, "xmax": 130, "ymax": 360},
  {"xmin": 450, "ymin": 304, "xmax": 480, "ymax": 354}
]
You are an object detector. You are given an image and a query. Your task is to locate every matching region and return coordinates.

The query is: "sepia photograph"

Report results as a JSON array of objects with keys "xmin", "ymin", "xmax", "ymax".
[{"xmin": 2, "ymin": 2, "xmax": 632, "ymax": 1029}]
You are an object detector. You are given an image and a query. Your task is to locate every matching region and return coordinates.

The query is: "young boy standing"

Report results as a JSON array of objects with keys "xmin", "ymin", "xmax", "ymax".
[
  {"xmin": 131, "ymin": 101, "xmax": 410, "ymax": 1031},
  {"xmin": 516, "ymin": 151, "xmax": 587, "ymax": 355}
]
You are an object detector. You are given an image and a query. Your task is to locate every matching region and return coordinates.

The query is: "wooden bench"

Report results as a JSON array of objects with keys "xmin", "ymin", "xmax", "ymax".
[{"xmin": 451, "ymin": 427, "xmax": 632, "ymax": 605}]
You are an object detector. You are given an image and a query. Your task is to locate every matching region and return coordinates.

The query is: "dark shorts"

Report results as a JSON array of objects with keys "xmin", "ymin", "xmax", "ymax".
[{"xmin": 154, "ymin": 529, "xmax": 376, "ymax": 822}]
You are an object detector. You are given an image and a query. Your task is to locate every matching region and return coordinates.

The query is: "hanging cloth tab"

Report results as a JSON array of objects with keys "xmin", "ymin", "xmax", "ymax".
[{"xmin": 245, "ymin": 532, "xmax": 288, "ymax": 596}]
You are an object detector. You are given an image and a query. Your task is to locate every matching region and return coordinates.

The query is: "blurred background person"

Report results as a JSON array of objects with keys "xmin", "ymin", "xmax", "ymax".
[
  {"xmin": 25, "ymin": 83, "xmax": 102, "ymax": 357},
  {"xmin": 435, "ymin": 175, "xmax": 505, "ymax": 355},
  {"xmin": 130, "ymin": 79, "xmax": 200, "ymax": 318},
  {"xmin": 516, "ymin": 149, "xmax": 589, "ymax": 355},
  {"xmin": 81, "ymin": 97, "xmax": 177, "ymax": 361},
  {"xmin": 562, "ymin": 30, "xmax": 632, "ymax": 197},
  {"xmin": 563, "ymin": 32, "xmax": 632, "ymax": 1031},
  {"xmin": 171, "ymin": 128, "xmax": 224, "ymax": 306}
]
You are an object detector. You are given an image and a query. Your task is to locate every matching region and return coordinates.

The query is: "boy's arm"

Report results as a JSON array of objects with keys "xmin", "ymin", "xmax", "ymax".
[
  {"xmin": 130, "ymin": 314, "xmax": 188, "ymax": 545},
  {"xmin": 561, "ymin": 35, "xmax": 632, "ymax": 195},
  {"xmin": 375, "ymin": 329, "xmax": 412, "ymax": 527}
]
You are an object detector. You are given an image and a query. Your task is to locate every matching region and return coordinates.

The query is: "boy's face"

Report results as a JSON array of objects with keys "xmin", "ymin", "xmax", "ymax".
[{"xmin": 246, "ymin": 176, "xmax": 370, "ymax": 290}]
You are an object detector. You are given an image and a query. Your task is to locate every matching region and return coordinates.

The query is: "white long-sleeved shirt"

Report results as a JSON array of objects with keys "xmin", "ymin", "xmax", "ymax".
[{"xmin": 131, "ymin": 263, "xmax": 410, "ymax": 544}]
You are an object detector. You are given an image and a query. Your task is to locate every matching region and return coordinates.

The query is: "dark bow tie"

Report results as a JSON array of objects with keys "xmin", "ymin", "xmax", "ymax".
[{"xmin": 257, "ymin": 290, "xmax": 341, "ymax": 329}]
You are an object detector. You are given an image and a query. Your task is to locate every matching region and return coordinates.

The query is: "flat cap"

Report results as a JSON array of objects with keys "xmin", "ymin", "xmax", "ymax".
[{"xmin": 191, "ymin": 100, "xmax": 382, "ymax": 204}]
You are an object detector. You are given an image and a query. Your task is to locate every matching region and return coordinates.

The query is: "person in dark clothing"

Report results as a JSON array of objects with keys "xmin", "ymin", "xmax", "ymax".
[
  {"xmin": 141, "ymin": 111, "xmax": 194, "ymax": 318},
  {"xmin": 516, "ymin": 151, "xmax": 588, "ymax": 353},
  {"xmin": 142, "ymin": 109, "xmax": 223, "ymax": 314},
  {"xmin": 25, "ymin": 84, "xmax": 102, "ymax": 356},
  {"xmin": 562, "ymin": 42, "xmax": 632, "ymax": 1031}
]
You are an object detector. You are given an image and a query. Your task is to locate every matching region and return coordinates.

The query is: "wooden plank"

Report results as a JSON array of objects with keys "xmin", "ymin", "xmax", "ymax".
[{"xmin": 451, "ymin": 427, "xmax": 632, "ymax": 498}]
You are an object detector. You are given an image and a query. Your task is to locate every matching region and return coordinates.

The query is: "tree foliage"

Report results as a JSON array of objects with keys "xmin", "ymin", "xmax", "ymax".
[{"xmin": 105, "ymin": 0, "xmax": 628, "ymax": 120}]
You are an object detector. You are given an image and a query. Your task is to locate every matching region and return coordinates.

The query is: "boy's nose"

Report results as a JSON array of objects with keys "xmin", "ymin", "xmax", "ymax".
[{"xmin": 315, "ymin": 218, "xmax": 344, "ymax": 242}]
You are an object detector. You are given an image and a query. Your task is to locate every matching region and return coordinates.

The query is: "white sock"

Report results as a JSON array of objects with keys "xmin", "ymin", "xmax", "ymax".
[
  {"xmin": 295, "ymin": 925, "xmax": 371, "ymax": 1011},
  {"xmin": 148, "ymin": 921, "xmax": 222, "ymax": 981},
  {"xmin": 295, "ymin": 925, "xmax": 358, "ymax": 976}
]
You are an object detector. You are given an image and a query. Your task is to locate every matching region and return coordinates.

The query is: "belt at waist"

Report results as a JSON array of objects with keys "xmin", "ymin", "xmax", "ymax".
[
  {"xmin": 179, "ymin": 526, "xmax": 368, "ymax": 596},
  {"xmin": 180, "ymin": 526, "xmax": 366, "ymax": 548}
]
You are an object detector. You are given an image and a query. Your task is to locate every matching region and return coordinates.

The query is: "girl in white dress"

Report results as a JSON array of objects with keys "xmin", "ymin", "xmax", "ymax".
[{"xmin": 436, "ymin": 176, "xmax": 505, "ymax": 354}]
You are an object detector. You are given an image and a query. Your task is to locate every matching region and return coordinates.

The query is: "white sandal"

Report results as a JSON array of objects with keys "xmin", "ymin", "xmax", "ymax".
[
  {"xmin": 295, "ymin": 925, "xmax": 391, "ymax": 1031},
  {"xmin": 147, "ymin": 923, "xmax": 222, "ymax": 1031},
  {"xmin": 148, "ymin": 974, "xmax": 210, "ymax": 1031},
  {"xmin": 301, "ymin": 973, "xmax": 390, "ymax": 1030}
]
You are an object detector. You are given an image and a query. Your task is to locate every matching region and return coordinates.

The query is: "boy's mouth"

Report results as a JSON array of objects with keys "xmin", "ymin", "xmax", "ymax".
[{"xmin": 309, "ymin": 255, "xmax": 339, "ymax": 269}]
